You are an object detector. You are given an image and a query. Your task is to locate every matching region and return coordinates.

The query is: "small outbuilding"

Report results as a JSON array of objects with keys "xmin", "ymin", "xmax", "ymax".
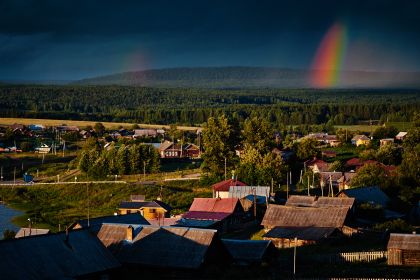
[{"xmin": 388, "ymin": 233, "xmax": 420, "ymax": 266}]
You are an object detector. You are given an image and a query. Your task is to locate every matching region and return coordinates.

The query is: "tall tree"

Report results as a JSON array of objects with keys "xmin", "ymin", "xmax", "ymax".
[{"xmin": 202, "ymin": 115, "xmax": 237, "ymax": 178}]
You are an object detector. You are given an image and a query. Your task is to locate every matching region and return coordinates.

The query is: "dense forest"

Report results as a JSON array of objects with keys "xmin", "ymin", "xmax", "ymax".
[
  {"xmin": 76, "ymin": 67, "xmax": 420, "ymax": 88},
  {"xmin": 0, "ymin": 85, "xmax": 419, "ymax": 126}
]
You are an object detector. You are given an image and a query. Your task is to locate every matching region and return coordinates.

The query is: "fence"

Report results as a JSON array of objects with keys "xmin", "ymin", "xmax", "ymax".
[{"xmin": 313, "ymin": 251, "xmax": 388, "ymax": 264}]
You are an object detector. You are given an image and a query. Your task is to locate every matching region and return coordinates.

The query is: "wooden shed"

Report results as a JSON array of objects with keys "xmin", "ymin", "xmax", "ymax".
[{"xmin": 388, "ymin": 233, "xmax": 420, "ymax": 266}]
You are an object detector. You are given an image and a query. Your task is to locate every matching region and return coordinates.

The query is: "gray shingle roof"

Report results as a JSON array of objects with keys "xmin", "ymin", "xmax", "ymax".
[
  {"xmin": 74, "ymin": 213, "xmax": 150, "ymax": 233},
  {"xmin": 0, "ymin": 229, "xmax": 120, "ymax": 280},
  {"xmin": 387, "ymin": 233, "xmax": 420, "ymax": 250},
  {"xmin": 97, "ymin": 224, "xmax": 219, "ymax": 269},
  {"xmin": 338, "ymin": 186, "xmax": 390, "ymax": 208},
  {"xmin": 261, "ymin": 204, "xmax": 350, "ymax": 228}
]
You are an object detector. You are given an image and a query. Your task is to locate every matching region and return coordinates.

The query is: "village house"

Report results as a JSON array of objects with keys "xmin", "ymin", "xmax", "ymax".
[
  {"xmin": 15, "ymin": 227, "xmax": 50, "ymax": 238},
  {"xmin": 97, "ymin": 224, "xmax": 231, "ymax": 270},
  {"xmin": 319, "ymin": 171, "xmax": 343, "ymax": 190},
  {"xmin": 133, "ymin": 129, "xmax": 158, "ymax": 138},
  {"xmin": 212, "ymin": 178, "xmax": 247, "ymax": 198},
  {"xmin": 118, "ymin": 200, "xmax": 172, "ymax": 220},
  {"xmin": 159, "ymin": 140, "xmax": 184, "ymax": 158},
  {"xmin": 261, "ymin": 205, "xmax": 352, "ymax": 247},
  {"xmin": 380, "ymin": 138, "xmax": 395, "ymax": 146},
  {"xmin": 351, "ymin": 135, "xmax": 371, "ymax": 146},
  {"xmin": 346, "ymin": 157, "xmax": 364, "ymax": 170},
  {"xmin": 55, "ymin": 125, "xmax": 79, "ymax": 132},
  {"xmin": 177, "ymin": 197, "xmax": 245, "ymax": 233},
  {"xmin": 0, "ymin": 229, "xmax": 120, "ymax": 279},
  {"xmin": 285, "ymin": 195, "xmax": 355, "ymax": 210},
  {"xmin": 183, "ymin": 143, "xmax": 200, "ymax": 158},
  {"xmin": 70, "ymin": 213, "xmax": 150, "ymax": 234},
  {"xmin": 337, "ymin": 171, "xmax": 357, "ymax": 190},
  {"xmin": 387, "ymin": 233, "xmax": 420, "ymax": 266},
  {"xmin": 304, "ymin": 157, "xmax": 329, "ymax": 173},
  {"xmin": 395, "ymin": 131, "xmax": 408, "ymax": 141},
  {"xmin": 322, "ymin": 150, "xmax": 337, "ymax": 158}
]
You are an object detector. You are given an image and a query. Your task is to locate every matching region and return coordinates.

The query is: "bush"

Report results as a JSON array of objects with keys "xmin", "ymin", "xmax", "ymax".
[{"xmin": 374, "ymin": 219, "xmax": 414, "ymax": 233}]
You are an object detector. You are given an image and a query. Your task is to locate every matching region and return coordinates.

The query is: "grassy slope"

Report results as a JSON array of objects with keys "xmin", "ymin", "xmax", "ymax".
[
  {"xmin": 0, "ymin": 117, "xmax": 199, "ymax": 131},
  {"xmin": 0, "ymin": 180, "xmax": 211, "ymax": 232}
]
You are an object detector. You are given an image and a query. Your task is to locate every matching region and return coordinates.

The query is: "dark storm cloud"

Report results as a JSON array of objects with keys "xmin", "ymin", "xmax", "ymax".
[{"xmin": 1, "ymin": 0, "xmax": 420, "ymax": 80}]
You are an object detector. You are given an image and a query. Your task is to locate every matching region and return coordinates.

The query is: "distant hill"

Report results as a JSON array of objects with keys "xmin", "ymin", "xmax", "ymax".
[{"xmin": 75, "ymin": 66, "xmax": 420, "ymax": 88}]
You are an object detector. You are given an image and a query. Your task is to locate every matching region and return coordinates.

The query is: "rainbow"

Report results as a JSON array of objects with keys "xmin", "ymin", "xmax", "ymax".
[{"xmin": 310, "ymin": 22, "xmax": 348, "ymax": 88}]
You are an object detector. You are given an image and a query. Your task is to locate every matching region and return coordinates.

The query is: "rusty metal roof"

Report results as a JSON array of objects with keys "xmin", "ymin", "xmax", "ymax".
[
  {"xmin": 189, "ymin": 198, "xmax": 240, "ymax": 214},
  {"xmin": 261, "ymin": 204, "xmax": 350, "ymax": 228},
  {"xmin": 97, "ymin": 224, "xmax": 219, "ymax": 269},
  {"xmin": 212, "ymin": 179, "xmax": 247, "ymax": 192},
  {"xmin": 388, "ymin": 233, "xmax": 420, "ymax": 250},
  {"xmin": 182, "ymin": 211, "xmax": 231, "ymax": 221},
  {"xmin": 0, "ymin": 229, "xmax": 120, "ymax": 279}
]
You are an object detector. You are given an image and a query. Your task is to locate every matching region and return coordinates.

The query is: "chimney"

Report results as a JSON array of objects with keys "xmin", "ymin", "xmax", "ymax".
[{"xmin": 126, "ymin": 225, "xmax": 134, "ymax": 242}]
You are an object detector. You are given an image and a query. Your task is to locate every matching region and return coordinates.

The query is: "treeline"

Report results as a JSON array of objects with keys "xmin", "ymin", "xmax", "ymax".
[
  {"xmin": 78, "ymin": 139, "xmax": 160, "ymax": 179},
  {"xmin": 0, "ymin": 85, "xmax": 419, "ymax": 126}
]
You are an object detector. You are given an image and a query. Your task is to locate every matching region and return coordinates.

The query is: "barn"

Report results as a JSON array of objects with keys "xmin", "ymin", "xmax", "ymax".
[{"xmin": 387, "ymin": 233, "xmax": 420, "ymax": 266}]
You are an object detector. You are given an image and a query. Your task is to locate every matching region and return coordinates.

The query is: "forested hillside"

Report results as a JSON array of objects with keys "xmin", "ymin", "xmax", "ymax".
[
  {"xmin": 75, "ymin": 67, "xmax": 420, "ymax": 88},
  {"xmin": 0, "ymin": 85, "xmax": 419, "ymax": 126}
]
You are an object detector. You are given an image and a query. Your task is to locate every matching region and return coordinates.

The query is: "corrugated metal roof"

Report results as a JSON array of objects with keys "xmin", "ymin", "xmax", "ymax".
[
  {"xmin": 338, "ymin": 186, "xmax": 390, "ymax": 208},
  {"xmin": 388, "ymin": 233, "xmax": 420, "ymax": 250},
  {"xmin": 212, "ymin": 179, "xmax": 247, "ymax": 192},
  {"xmin": 182, "ymin": 211, "xmax": 231, "ymax": 221},
  {"xmin": 263, "ymin": 226, "xmax": 336, "ymax": 241},
  {"xmin": 15, "ymin": 228, "xmax": 50, "ymax": 238},
  {"xmin": 222, "ymin": 239, "xmax": 273, "ymax": 262},
  {"xmin": 228, "ymin": 186, "xmax": 270, "ymax": 199},
  {"xmin": 189, "ymin": 198, "xmax": 239, "ymax": 214},
  {"xmin": 261, "ymin": 205, "xmax": 349, "ymax": 228},
  {"xmin": 0, "ymin": 229, "xmax": 120, "ymax": 279},
  {"xmin": 118, "ymin": 200, "xmax": 172, "ymax": 211},
  {"xmin": 74, "ymin": 213, "xmax": 150, "ymax": 233},
  {"xmin": 97, "ymin": 224, "xmax": 218, "ymax": 269}
]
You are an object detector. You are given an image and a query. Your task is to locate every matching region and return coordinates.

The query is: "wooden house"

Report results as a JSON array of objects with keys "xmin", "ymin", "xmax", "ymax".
[
  {"xmin": 133, "ymin": 129, "xmax": 157, "ymax": 138},
  {"xmin": 352, "ymin": 135, "xmax": 371, "ymax": 146},
  {"xmin": 118, "ymin": 200, "xmax": 172, "ymax": 219},
  {"xmin": 97, "ymin": 224, "xmax": 230, "ymax": 269},
  {"xmin": 380, "ymin": 138, "xmax": 395, "ymax": 146},
  {"xmin": 322, "ymin": 150, "xmax": 337, "ymax": 158},
  {"xmin": 337, "ymin": 172, "xmax": 357, "ymax": 190},
  {"xmin": 304, "ymin": 158, "xmax": 328, "ymax": 173},
  {"xmin": 261, "ymin": 204, "xmax": 352, "ymax": 247},
  {"xmin": 388, "ymin": 233, "xmax": 420, "ymax": 266},
  {"xmin": 337, "ymin": 186, "xmax": 390, "ymax": 209},
  {"xmin": 159, "ymin": 140, "xmax": 184, "ymax": 158},
  {"xmin": 212, "ymin": 178, "xmax": 247, "ymax": 198},
  {"xmin": 177, "ymin": 197, "xmax": 245, "ymax": 233},
  {"xmin": 395, "ymin": 132, "xmax": 408, "ymax": 141},
  {"xmin": 70, "ymin": 213, "xmax": 150, "ymax": 234},
  {"xmin": 0, "ymin": 229, "xmax": 120, "ymax": 279},
  {"xmin": 184, "ymin": 143, "xmax": 200, "ymax": 158}
]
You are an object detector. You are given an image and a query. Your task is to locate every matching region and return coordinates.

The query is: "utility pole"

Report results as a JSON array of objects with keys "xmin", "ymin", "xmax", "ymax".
[
  {"xmin": 1, "ymin": 166, "xmax": 3, "ymax": 181},
  {"xmin": 62, "ymin": 140, "xmax": 65, "ymax": 157},
  {"xmin": 307, "ymin": 175, "xmax": 310, "ymax": 196},
  {"xmin": 293, "ymin": 237, "xmax": 297, "ymax": 276},
  {"xmin": 224, "ymin": 157, "xmax": 227, "ymax": 180},
  {"xmin": 253, "ymin": 188, "xmax": 257, "ymax": 220},
  {"xmin": 143, "ymin": 161, "xmax": 146, "ymax": 181},
  {"xmin": 13, "ymin": 167, "xmax": 16, "ymax": 185},
  {"xmin": 87, "ymin": 184, "xmax": 90, "ymax": 227},
  {"xmin": 286, "ymin": 173, "xmax": 289, "ymax": 199}
]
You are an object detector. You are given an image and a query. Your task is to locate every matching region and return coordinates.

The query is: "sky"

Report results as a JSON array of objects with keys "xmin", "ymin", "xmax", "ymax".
[{"xmin": 1, "ymin": 0, "xmax": 420, "ymax": 80}]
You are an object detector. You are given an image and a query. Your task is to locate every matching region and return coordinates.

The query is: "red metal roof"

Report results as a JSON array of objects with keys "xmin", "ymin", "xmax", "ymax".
[
  {"xmin": 182, "ymin": 211, "xmax": 231, "ymax": 221},
  {"xmin": 346, "ymin": 158, "xmax": 363, "ymax": 167},
  {"xmin": 212, "ymin": 179, "xmax": 247, "ymax": 192},
  {"xmin": 189, "ymin": 198, "xmax": 239, "ymax": 214},
  {"xmin": 304, "ymin": 158, "xmax": 327, "ymax": 167}
]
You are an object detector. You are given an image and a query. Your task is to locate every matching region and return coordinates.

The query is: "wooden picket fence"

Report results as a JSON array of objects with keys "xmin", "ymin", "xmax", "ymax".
[{"xmin": 313, "ymin": 251, "xmax": 388, "ymax": 264}]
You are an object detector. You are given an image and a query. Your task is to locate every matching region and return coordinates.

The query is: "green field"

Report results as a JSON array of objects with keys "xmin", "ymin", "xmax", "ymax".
[{"xmin": 335, "ymin": 122, "xmax": 413, "ymax": 133}]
